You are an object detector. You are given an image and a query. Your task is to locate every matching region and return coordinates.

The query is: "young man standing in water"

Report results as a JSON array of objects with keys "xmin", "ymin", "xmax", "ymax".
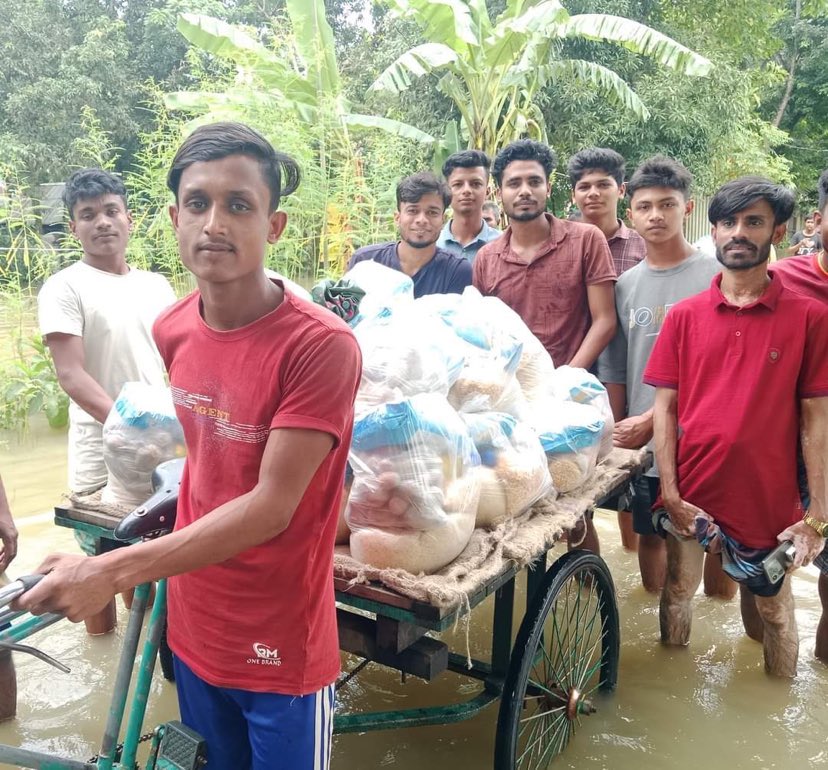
[
  {"xmin": 21, "ymin": 122, "xmax": 362, "ymax": 768},
  {"xmin": 598, "ymin": 156, "xmax": 724, "ymax": 595},
  {"xmin": 771, "ymin": 169, "xmax": 828, "ymax": 664},
  {"xmin": 473, "ymin": 139, "xmax": 616, "ymax": 553},
  {"xmin": 37, "ymin": 168, "xmax": 175, "ymax": 634},
  {"xmin": 646, "ymin": 176, "xmax": 828, "ymax": 677}
]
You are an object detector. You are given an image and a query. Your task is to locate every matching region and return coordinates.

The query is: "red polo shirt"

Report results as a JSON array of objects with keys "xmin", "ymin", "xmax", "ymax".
[
  {"xmin": 770, "ymin": 252, "xmax": 828, "ymax": 302},
  {"xmin": 473, "ymin": 214, "xmax": 616, "ymax": 366},
  {"xmin": 643, "ymin": 272, "xmax": 828, "ymax": 548}
]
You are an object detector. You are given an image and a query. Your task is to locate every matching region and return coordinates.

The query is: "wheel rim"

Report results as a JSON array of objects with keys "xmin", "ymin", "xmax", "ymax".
[{"xmin": 514, "ymin": 567, "xmax": 608, "ymax": 769}]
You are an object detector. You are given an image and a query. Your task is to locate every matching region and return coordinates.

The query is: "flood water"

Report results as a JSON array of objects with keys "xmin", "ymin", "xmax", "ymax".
[{"xmin": 1, "ymin": 420, "xmax": 826, "ymax": 769}]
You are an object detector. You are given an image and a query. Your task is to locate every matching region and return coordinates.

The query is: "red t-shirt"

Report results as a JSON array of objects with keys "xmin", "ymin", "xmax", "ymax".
[
  {"xmin": 643, "ymin": 273, "xmax": 828, "ymax": 548},
  {"xmin": 771, "ymin": 252, "xmax": 828, "ymax": 302},
  {"xmin": 152, "ymin": 286, "xmax": 362, "ymax": 694},
  {"xmin": 473, "ymin": 214, "xmax": 616, "ymax": 366}
]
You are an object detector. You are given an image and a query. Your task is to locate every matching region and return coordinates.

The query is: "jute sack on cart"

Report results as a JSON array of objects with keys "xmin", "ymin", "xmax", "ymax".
[{"xmin": 335, "ymin": 447, "xmax": 646, "ymax": 611}]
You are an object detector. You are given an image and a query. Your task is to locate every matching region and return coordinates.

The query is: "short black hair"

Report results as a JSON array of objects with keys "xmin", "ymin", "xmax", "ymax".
[
  {"xmin": 396, "ymin": 171, "xmax": 451, "ymax": 210},
  {"xmin": 442, "ymin": 149, "xmax": 491, "ymax": 181},
  {"xmin": 708, "ymin": 176, "xmax": 795, "ymax": 227},
  {"xmin": 63, "ymin": 168, "xmax": 127, "ymax": 220},
  {"xmin": 567, "ymin": 147, "xmax": 625, "ymax": 186},
  {"xmin": 627, "ymin": 155, "xmax": 693, "ymax": 200},
  {"xmin": 818, "ymin": 169, "xmax": 828, "ymax": 213},
  {"xmin": 492, "ymin": 140, "xmax": 557, "ymax": 187},
  {"xmin": 167, "ymin": 122, "xmax": 300, "ymax": 213}
]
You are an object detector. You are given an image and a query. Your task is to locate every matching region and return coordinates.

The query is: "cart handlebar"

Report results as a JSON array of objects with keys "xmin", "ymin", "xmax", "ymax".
[{"xmin": 0, "ymin": 575, "xmax": 44, "ymax": 609}]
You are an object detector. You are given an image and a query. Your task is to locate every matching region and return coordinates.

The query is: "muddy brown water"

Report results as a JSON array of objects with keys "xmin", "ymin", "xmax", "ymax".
[{"xmin": 0, "ymin": 420, "xmax": 826, "ymax": 770}]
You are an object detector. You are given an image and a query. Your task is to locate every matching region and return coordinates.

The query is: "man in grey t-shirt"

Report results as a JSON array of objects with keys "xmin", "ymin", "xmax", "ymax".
[{"xmin": 598, "ymin": 156, "xmax": 726, "ymax": 596}]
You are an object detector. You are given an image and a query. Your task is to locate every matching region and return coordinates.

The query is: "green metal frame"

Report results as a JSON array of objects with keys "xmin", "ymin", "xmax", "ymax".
[
  {"xmin": 28, "ymin": 459, "xmax": 647, "ymax": 760},
  {"xmin": 333, "ymin": 553, "xmax": 550, "ymax": 734},
  {"xmin": 0, "ymin": 579, "xmax": 167, "ymax": 770}
]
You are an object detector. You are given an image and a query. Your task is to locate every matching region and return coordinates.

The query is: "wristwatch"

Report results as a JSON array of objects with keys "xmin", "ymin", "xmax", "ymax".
[{"xmin": 803, "ymin": 512, "xmax": 828, "ymax": 537}]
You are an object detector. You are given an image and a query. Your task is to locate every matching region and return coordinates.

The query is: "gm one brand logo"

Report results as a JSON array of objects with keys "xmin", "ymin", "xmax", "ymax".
[{"xmin": 247, "ymin": 642, "xmax": 282, "ymax": 666}]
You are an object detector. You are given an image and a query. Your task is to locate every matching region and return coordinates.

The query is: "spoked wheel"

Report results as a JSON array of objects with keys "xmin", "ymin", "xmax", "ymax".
[{"xmin": 494, "ymin": 550, "xmax": 620, "ymax": 770}]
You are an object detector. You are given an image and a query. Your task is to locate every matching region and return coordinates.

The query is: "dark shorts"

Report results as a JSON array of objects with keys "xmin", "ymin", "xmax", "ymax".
[{"xmin": 630, "ymin": 475, "xmax": 660, "ymax": 536}]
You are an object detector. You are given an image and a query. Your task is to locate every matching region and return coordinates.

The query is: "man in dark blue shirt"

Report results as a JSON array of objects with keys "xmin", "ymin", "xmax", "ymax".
[{"xmin": 348, "ymin": 172, "xmax": 473, "ymax": 297}]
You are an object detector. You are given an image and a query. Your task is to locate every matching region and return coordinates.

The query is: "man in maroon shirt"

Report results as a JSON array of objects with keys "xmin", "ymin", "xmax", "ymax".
[
  {"xmin": 646, "ymin": 176, "xmax": 828, "ymax": 677},
  {"xmin": 473, "ymin": 139, "xmax": 617, "ymax": 369},
  {"xmin": 772, "ymin": 168, "xmax": 828, "ymax": 664},
  {"xmin": 473, "ymin": 139, "xmax": 616, "ymax": 552}
]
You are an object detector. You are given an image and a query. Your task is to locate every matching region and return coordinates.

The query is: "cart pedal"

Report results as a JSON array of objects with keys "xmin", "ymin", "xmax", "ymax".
[{"xmin": 156, "ymin": 721, "xmax": 208, "ymax": 770}]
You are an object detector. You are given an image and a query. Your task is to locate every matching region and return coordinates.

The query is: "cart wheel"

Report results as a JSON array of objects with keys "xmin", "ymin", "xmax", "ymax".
[{"xmin": 494, "ymin": 550, "xmax": 620, "ymax": 770}]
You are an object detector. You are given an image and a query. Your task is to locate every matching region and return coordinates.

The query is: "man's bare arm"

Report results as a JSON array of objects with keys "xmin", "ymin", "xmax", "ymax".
[
  {"xmin": 653, "ymin": 388, "xmax": 679, "ymax": 503},
  {"xmin": 569, "ymin": 281, "xmax": 616, "ymax": 370},
  {"xmin": 0, "ymin": 475, "xmax": 18, "ymax": 571},
  {"xmin": 778, "ymin": 396, "xmax": 828, "ymax": 567},
  {"xmin": 17, "ymin": 427, "xmax": 337, "ymax": 621},
  {"xmin": 801, "ymin": 397, "xmax": 828, "ymax": 520},
  {"xmin": 604, "ymin": 382, "xmax": 626, "ymax": 423},
  {"xmin": 652, "ymin": 387, "xmax": 705, "ymax": 535},
  {"xmin": 614, "ymin": 408, "xmax": 654, "ymax": 450},
  {"xmin": 45, "ymin": 333, "xmax": 113, "ymax": 424}
]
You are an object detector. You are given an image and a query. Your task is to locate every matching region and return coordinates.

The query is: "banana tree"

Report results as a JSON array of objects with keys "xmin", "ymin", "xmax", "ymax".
[
  {"xmin": 370, "ymin": 0, "xmax": 713, "ymax": 160},
  {"xmin": 164, "ymin": 0, "xmax": 433, "ymax": 271}
]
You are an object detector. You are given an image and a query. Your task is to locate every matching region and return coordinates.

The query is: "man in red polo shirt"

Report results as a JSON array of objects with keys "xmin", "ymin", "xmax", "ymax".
[
  {"xmin": 473, "ymin": 139, "xmax": 616, "ymax": 553},
  {"xmin": 645, "ymin": 176, "xmax": 828, "ymax": 677},
  {"xmin": 772, "ymin": 168, "xmax": 828, "ymax": 664}
]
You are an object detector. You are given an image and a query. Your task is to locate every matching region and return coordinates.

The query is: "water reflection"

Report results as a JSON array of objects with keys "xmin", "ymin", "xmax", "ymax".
[{"xmin": 1, "ymin": 422, "xmax": 826, "ymax": 769}]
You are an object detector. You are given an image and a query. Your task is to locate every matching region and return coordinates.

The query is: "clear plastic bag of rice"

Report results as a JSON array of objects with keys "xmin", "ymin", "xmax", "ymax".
[
  {"xmin": 549, "ymin": 366, "xmax": 615, "ymax": 460},
  {"xmin": 530, "ymin": 400, "xmax": 605, "ymax": 494},
  {"xmin": 473, "ymin": 292, "xmax": 556, "ymax": 403},
  {"xmin": 102, "ymin": 383, "xmax": 185, "ymax": 508},
  {"xmin": 354, "ymin": 304, "xmax": 466, "ymax": 414},
  {"xmin": 463, "ymin": 412, "xmax": 553, "ymax": 528},
  {"xmin": 343, "ymin": 260, "xmax": 414, "ymax": 325},
  {"xmin": 347, "ymin": 393, "xmax": 482, "ymax": 573}
]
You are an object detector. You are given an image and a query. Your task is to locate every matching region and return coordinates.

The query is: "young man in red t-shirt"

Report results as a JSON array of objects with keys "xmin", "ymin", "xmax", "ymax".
[
  {"xmin": 19, "ymin": 123, "xmax": 362, "ymax": 767},
  {"xmin": 772, "ymin": 168, "xmax": 828, "ymax": 664},
  {"xmin": 645, "ymin": 176, "xmax": 828, "ymax": 677}
]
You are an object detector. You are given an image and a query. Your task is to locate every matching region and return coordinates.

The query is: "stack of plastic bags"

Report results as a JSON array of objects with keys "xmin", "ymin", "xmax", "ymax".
[{"xmin": 339, "ymin": 263, "xmax": 612, "ymax": 573}]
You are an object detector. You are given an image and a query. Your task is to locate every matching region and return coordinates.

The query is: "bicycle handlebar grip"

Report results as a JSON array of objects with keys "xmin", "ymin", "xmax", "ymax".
[{"xmin": 18, "ymin": 575, "xmax": 45, "ymax": 592}]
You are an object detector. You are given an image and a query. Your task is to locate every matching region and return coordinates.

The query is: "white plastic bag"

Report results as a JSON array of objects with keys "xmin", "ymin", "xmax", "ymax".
[
  {"xmin": 463, "ymin": 412, "xmax": 552, "ymax": 528},
  {"xmin": 343, "ymin": 260, "xmax": 414, "ymax": 325},
  {"xmin": 550, "ymin": 366, "xmax": 615, "ymax": 460},
  {"xmin": 347, "ymin": 393, "xmax": 481, "ymax": 573},
  {"xmin": 102, "ymin": 383, "xmax": 185, "ymax": 507},
  {"xmin": 530, "ymin": 400, "xmax": 605, "ymax": 494}
]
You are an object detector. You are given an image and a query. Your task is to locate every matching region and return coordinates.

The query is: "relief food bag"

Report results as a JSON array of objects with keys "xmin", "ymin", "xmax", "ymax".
[
  {"xmin": 353, "ymin": 305, "xmax": 466, "ymax": 415},
  {"xmin": 347, "ymin": 393, "xmax": 481, "ymax": 574},
  {"xmin": 342, "ymin": 260, "xmax": 414, "ymax": 326},
  {"xmin": 102, "ymin": 382, "xmax": 185, "ymax": 508},
  {"xmin": 549, "ymin": 366, "xmax": 615, "ymax": 460},
  {"xmin": 530, "ymin": 400, "xmax": 605, "ymax": 494},
  {"xmin": 463, "ymin": 411, "xmax": 553, "ymax": 528}
]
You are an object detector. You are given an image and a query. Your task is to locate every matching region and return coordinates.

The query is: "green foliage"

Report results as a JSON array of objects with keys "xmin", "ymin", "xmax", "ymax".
[
  {"xmin": 368, "ymin": 0, "xmax": 712, "ymax": 159},
  {"xmin": 163, "ymin": 2, "xmax": 429, "ymax": 277},
  {"xmin": 0, "ymin": 336, "xmax": 68, "ymax": 432}
]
